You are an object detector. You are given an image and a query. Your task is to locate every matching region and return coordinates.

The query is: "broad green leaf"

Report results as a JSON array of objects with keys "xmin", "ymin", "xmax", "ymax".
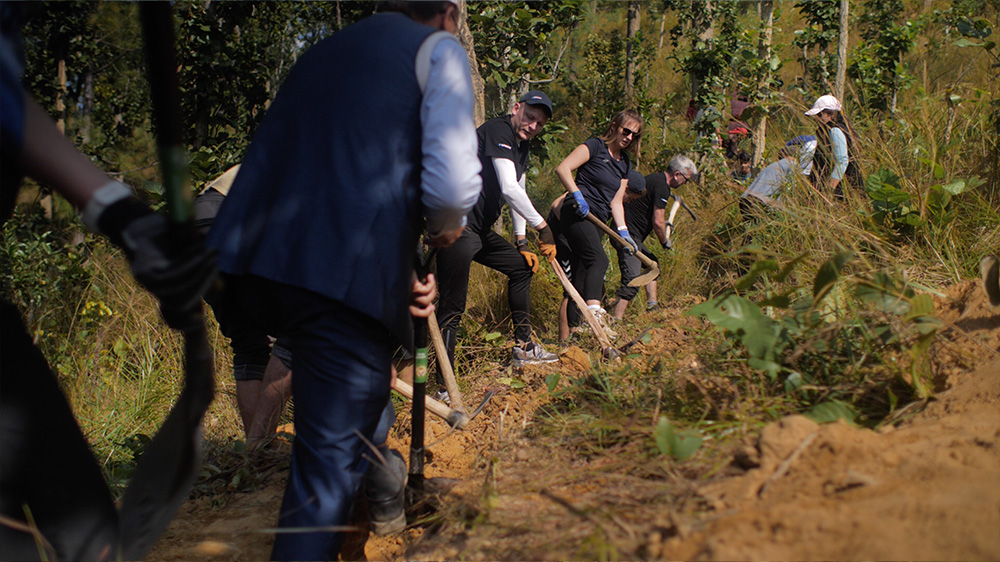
[
  {"xmin": 759, "ymin": 295, "xmax": 791, "ymax": 308},
  {"xmin": 907, "ymin": 293, "xmax": 934, "ymax": 317},
  {"xmin": 654, "ymin": 417, "xmax": 675, "ymax": 456},
  {"xmin": 804, "ymin": 400, "xmax": 858, "ymax": 424},
  {"xmin": 545, "ymin": 373, "xmax": 560, "ymax": 392},
  {"xmin": 954, "ymin": 38, "xmax": 985, "ymax": 47},
  {"xmin": 813, "ymin": 252, "xmax": 853, "ymax": 299},
  {"xmin": 784, "ymin": 371, "xmax": 803, "ymax": 392},
  {"xmin": 654, "ymin": 417, "xmax": 702, "ymax": 460},
  {"xmin": 671, "ymin": 432, "xmax": 703, "ymax": 460},
  {"xmin": 940, "ymin": 179, "xmax": 966, "ymax": 195},
  {"xmin": 113, "ymin": 337, "xmax": 128, "ymax": 358},
  {"xmin": 484, "ymin": 331, "xmax": 502, "ymax": 341},
  {"xmin": 735, "ymin": 259, "xmax": 779, "ymax": 291}
]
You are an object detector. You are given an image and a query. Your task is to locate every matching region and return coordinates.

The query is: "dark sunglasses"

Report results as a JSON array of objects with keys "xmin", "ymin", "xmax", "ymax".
[{"xmin": 621, "ymin": 126, "xmax": 641, "ymax": 138}]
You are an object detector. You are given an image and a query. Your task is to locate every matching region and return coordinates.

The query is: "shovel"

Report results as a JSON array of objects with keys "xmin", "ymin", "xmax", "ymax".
[{"xmin": 585, "ymin": 214, "xmax": 660, "ymax": 287}]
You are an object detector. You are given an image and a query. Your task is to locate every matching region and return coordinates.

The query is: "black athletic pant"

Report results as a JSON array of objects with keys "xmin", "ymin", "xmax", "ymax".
[
  {"xmin": 435, "ymin": 227, "xmax": 533, "ymax": 380},
  {"xmin": 615, "ymin": 239, "xmax": 657, "ymax": 301},
  {"xmin": 558, "ymin": 200, "xmax": 609, "ymax": 326}
]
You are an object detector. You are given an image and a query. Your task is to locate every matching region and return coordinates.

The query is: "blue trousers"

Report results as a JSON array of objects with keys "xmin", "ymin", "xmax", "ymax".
[{"xmin": 228, "ymin": 275, "xmax": 395, "ymax": 561}]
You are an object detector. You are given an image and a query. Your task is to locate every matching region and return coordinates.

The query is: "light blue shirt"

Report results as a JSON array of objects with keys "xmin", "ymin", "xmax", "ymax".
[
  {"xmin": 421, "ymin": 38, "xmax": 482, "ymax": 235},
  {"xmin": 742, "ymin": 158, "xmax": 796, "ymax": 205},
  {"xmin": 829, "ymin": 127, "xmax": 849, "ymax": 181}
]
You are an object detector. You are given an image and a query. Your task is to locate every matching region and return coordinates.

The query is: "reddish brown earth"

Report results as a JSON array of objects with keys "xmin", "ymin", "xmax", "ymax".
[{"xmin": 147, "ymin": 280, "xmax": 1000, "ymax": 561}]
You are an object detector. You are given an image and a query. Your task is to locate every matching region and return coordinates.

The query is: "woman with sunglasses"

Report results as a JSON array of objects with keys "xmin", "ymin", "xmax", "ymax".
[{"xmin": 554, "ymin": 109, "xmax": 643, "ymax": 329}]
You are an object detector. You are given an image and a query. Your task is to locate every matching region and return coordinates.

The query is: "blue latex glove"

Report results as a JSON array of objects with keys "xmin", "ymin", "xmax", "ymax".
[
  {"xmin": 617, "ymin": 227, "xmax": 638, "ymax": 256},
  {"xmin": 571, "ymin": 191, "xmax": 590, "ymax": 218}
]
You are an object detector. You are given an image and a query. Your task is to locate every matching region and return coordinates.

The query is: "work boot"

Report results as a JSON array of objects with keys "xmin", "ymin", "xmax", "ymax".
[
  {"xmin": 512, "ymin": 341, "xmax": 559, "ymax": 367},
  {"xmin": 364, "ymin": 447, "xmax": 407, "ymax": 535}
]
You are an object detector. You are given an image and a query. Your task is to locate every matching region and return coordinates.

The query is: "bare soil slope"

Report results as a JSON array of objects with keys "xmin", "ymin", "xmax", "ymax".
[{"xmin": 147, "ymin": 280, "xmax": 1000, "ymax": 561}]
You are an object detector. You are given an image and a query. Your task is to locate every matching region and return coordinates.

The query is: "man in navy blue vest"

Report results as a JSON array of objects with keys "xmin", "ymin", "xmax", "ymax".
[
  {"xmin": 434, "ymin": 90, "xmax": 559, "ymax": 395},
  {"xmin": 206, "ymin": 2, "xmax": 481, "ymax": 559}
]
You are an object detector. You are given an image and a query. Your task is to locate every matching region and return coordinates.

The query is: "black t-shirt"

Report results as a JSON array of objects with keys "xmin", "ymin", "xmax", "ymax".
[
  {"xmin": 624, "ymin": 172, "xmax": 671, "ymax": 241},
  {"xmin": 466, "ymin": 115, "xmax": 530, "ymax": 233},
  {"xmin": 575, "ymin": 137, "xmax": 631, "ymax": 223}
]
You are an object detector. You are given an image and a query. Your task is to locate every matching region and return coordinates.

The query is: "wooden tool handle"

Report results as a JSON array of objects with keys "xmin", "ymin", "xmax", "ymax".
[
  {"xmin": 547, "ymin": 256, "xmax": 615, "ymax": 353},
  {"xmin": 393, "ymin": 378, "xmax": 459, "ymax": 426},
  {"xmin": 585, "ymin": 214, "xmax": 657, "ymax": 269},
  {"xmin": 427, "ymin": 314, "xmax": 466, "ymax": 414}
]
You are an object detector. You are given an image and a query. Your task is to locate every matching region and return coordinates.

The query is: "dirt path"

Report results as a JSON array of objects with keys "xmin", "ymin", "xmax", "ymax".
[{"xmin": 147, "ymin": 280, "xmax": 1000, "ymax": 561}]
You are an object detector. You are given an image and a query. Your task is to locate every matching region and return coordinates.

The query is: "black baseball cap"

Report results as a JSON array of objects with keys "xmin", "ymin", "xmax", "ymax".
[
  {"xmin": 519, "ymin": 90, "xmax": 553, "ymax": 118},
  {"xmin": 626, "ymin": 169, "xmax": 646, "ymax": 194}
]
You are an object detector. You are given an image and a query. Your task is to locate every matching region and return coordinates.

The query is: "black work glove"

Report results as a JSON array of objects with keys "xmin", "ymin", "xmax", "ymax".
[{"xmin": 99, "ymin": 198, "xmax": 218, "ymax": 331}]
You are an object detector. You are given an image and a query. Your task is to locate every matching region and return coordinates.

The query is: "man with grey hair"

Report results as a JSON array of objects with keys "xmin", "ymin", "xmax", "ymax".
[{"xmin": 612, "ymin": 155, "xmax": 697, "ymax": 319}]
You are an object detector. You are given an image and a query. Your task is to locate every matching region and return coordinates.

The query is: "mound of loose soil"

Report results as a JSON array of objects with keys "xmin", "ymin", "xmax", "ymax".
[{"xmin": 147, "ymin": 280, "xmax": 1000, "ymax": 561}]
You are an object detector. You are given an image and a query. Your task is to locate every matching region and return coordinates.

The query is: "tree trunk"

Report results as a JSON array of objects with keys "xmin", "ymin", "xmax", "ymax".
[
  {"xmin": 835, "ymin": 0, "xmax": 848, "ymax": 101},
  {"xmin": 56, "ymin": 58, "xmax": 66, "ymax": 134},
  {"xmin": 457, "ymin": 1, "xmax": 486, "ymax": 126},
  {"xmin": 657, "ymin": 10, "xmax": 666, "ymax": 56},
  {"xmin": 690, "ymin": 0, "xmax": 714, "ymax": 101},
  {"xmin": 625, "ymin": 1, "xmax": 640, "ymax": 105},
  {"xmin": 752, "ymin": 1, "xmax": 774, "ymax": 168}
]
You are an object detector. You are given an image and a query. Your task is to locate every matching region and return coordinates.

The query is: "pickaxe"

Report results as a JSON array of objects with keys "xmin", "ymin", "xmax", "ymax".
[
  {"xmin": 391, "ymin": 378, "xmax": 493, "ymax": 430},
  {"xmin": 426, "ymin": 313, "xmax": 496, "ymax": 426},
  {"xmin": 661, "ymin": 193, "xmax": 698, "ymax": 250},
  {"xmin": 585, "ymin": 214, "xmax": 660, "ymax": 287}
]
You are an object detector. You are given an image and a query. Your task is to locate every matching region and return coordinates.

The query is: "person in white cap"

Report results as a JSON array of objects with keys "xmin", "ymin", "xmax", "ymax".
[{"xmin": 805, "ymin": 94, "xmax": 861, "ymax": 199}]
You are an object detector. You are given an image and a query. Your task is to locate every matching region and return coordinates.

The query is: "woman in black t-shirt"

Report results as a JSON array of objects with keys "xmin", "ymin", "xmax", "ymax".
[{"xmin": 554, "ymin": 109, "xmax": 643, "ymax": 326}]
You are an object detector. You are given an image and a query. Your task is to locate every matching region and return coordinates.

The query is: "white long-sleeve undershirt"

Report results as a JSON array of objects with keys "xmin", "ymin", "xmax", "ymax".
[{"xmin": 493, "ymin": 157, "xmax": 544, "ymax": 236}]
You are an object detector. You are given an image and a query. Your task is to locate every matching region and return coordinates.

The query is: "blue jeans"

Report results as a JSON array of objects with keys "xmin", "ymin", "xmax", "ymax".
[{"xmin": 227, "ymin": 275, "xmax": 395, "ymax": 561}]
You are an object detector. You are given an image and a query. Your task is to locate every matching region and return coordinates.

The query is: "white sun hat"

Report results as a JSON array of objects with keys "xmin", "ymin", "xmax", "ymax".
[{"xmin": 805, "ymin": 95, "xmax": 842, "ymax": 116}]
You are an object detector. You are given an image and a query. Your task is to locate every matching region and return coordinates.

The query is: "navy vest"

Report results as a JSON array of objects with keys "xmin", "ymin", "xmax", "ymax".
[{"xmin": 208, "ymin": 13, "xmax": 439, "ymax": 346}]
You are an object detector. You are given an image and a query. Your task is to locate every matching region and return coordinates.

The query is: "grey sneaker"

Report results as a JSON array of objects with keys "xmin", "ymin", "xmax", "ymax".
[
  {"xmin": 512, "ymin": 342, "xmax": 559, "ymax": 366},
  {"xmin": 433, "ymin": 388, "xmax": 450, "ymax": 405}
]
